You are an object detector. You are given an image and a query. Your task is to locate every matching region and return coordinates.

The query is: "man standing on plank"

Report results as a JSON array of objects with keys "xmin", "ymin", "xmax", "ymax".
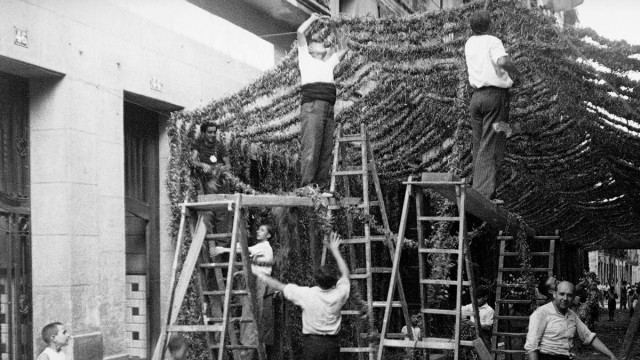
[
  {"xmin": 297, "ymin": 13, "xmax": 348, "ymax": 189},
  {"xmin": 464, "ymin": 10, "xmax": 522, "ymax": 201}
]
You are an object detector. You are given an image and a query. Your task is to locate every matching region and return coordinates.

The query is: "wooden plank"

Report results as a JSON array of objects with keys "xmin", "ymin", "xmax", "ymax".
[
  {"xmin": 419, "ymin": 248, "xmax": 458, "ymax": 254},
  {"xmin": 417, "ymin": 216, "xmax": 460, "ymax": 222},
  {"xmin": 420, "ymin": 279, "xmax": 470, "ymax": 286},
  {"xmin": 422, "ymin": 309, "xmax": 457, "ymax": 315},
  {"xmin": 167, "ymin": 325, "xmax": 223, "ymax": 332},
  {"xmin": 473, "ymin": 338, "xmax": 492, "ymax": 360},
  {"xmin": 382, "ymin": 338, "xmax": 475, "ymax": 350},
  {"xmin": 415, "ymin": 173, "xmax": 535, "ymax": 235},
  {"xmin": 195, "ymin": 194, "xmax": 369, "ymax": 209},
  {"xmin": 340, "ymin": 347, "xmax": 375, "ymax": 353}
]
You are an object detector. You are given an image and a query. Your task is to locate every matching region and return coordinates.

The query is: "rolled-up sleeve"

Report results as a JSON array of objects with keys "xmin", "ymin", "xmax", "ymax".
[
  {"xmin": 524, "ymin": 309, "xmax": 546, "ymax": 353},
  {"xmin": 575, "ymin": 315, "xmax": 596, "ymax": 345}
]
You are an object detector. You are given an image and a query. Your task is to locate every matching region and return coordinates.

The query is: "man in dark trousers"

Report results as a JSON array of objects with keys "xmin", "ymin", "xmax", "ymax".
[
  {"xmin": 297, "ymin": 14, "xmax": 348, "ymax": 189},
  {"xmin": 254, "ymin": 232, "xmax": 350, "ymax": 360},
  {"xmin": 464, "ymin": 10, "xmax": 522, "ymax": 201}
]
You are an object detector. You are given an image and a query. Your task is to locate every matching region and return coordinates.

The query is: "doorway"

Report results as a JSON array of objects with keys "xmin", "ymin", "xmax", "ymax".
[{"xmin": 124, "ymin": 102, "xmax": 160, "ymax": 358}]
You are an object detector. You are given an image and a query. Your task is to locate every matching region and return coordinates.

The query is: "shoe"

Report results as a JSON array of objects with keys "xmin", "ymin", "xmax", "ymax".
[
  {"xmin": 320, "ymin": 191, "xmax": 334, "ymax": 198},
  {"xmin": 492, "ymin": 199, "xmax": 505, "ymax": 205}
]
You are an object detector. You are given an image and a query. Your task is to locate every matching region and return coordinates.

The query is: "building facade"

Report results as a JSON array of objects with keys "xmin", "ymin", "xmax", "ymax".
[
  {"xmin": 589, "ymin": 249, "xmax": 640, "ymax": 288},
  {"xmin": 0, "ymin": 0, "xmax": 275, "ymax": 359}
]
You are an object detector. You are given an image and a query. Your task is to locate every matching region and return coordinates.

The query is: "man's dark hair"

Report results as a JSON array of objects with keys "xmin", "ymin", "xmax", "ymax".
[
  {"xmin": 200, "ymin": 122, "xmax": 218, "ymax": 134},
  {"xmin": 314, "ymin": 264, "xmax": 339, "ymax": 290},
  {"xmin": 168, "ymin": 335, "xmax": 187, "ymax": 354},
  {"xmin": 469, "ymin": 10, "xmax": 491, "ymax": 35},
  {"xmin": 41, "ymin": 322, "xmax": 62, "ymax": 344},
  {"xmin": 476, "ymin": 288, "xmax": 490, "ymax": 299}
]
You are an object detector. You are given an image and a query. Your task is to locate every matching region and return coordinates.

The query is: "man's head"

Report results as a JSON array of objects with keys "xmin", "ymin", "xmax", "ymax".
[
  {"xmin": 200, "ymin": 122, "xmax": 218, "ymax": 143},
  {"xmin": 314, "ymin": 264, "xmax": 339, "ymax": 290},
  {"xmin": 469, "ymin": 10, "xmax": 491, "ymax": 35},
  {"xmin": 168, "ymin": 335, "xmax": 188, "ymax": 360},
  {"xmin": 553, "ymin": 281, "xmax": 575, "ymax": 313},
  {"xmin": 42, "ymin": 322, "xmax": 71, "ymax": 348},
  {"xmin": 308, "ymin": 37, "xmax": 328, "ymax": 60},
  {"xmin": 476, "ymin": 288, "xmax": 490, "ymax": 306}
]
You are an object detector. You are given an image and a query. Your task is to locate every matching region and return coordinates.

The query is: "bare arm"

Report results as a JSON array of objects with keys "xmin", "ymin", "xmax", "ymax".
[
  {"xmin": 327, "ymin": 232, "xmax": 350, "ymax": 278},
  {"xmin": 330, "ymin": 27, "xmax": 349, "ymax": 61},
  {"xmin": 497, "ymin": 56, "xmax": 522, "ymax": 86},
  {"xmin": 223, "ymin": 156, "xmax": 231, "ymax": 168},
  {"xmin": 256, "ymin": 274, "xmax": 286, "ymax": 292},
  {"xmin": 297, "ymin": 14, "xmax": 322, "ymax": 47},
  {"xmin": 528, "ymin": 351, "xmax": 539, "ymax": 360},
  {"xmin": 590, "ymin": 337, "xmax": 618, "ymax": 360}
]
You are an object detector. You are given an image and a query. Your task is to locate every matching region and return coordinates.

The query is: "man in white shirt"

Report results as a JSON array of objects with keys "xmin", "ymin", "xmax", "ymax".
[
  {"xmin": 464, "ymin": 10, "xmax": 522, "ymax": 201},
  {"xmin": 297, "ymin": 14, "xmax": 348, "ymax": 190},
  {"xmin": 524, "ymin": 281, "xmax": 618, "ymax": 360},
  {"xmin": 461, "ymin": 288, "xmax": 494, "ymax": 347},
  {"xmin": 254, "ymin": 232, "xmax": 350, "ymax": 360}
]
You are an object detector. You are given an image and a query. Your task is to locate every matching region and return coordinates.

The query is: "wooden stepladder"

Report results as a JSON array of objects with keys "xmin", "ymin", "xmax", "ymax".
[
  {"xmin": 321, "ymin": 124, "xmax": 412, "ymax": 360},
  {"xmin": 491, "ymin": 232, "xmax": 558, "ymax": 359},
  {"xmin": 377, "ymin": 173, "xmax": 491, "ymax": 360},
  {"xmin": 151, "ymin": 196, "xmax": 266, "ymax": 360}
]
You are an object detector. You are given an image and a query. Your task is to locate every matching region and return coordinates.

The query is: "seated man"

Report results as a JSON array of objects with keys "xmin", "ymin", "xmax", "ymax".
[{"xmin": 525, "ymin": 281, "xmax": 618, "ymax": 360}]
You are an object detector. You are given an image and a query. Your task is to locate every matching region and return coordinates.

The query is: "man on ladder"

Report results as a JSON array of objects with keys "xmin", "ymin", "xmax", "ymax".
[{"xmin": 254, "ymin": 232, "xmax": 350, "ymax": 360}]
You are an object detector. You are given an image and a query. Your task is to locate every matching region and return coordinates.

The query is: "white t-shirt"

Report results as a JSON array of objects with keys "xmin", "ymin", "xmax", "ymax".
[
  {"xmin": 248, "ymin": 241, "xmax": 273, "ymax": 276},
  {"xmin": 401, "ymin": 325, "xmax": 421, "ymax": 340},
  {"xmin": 464, "ymin": 35, "xmax": 513, "ymax": 89},
  {"xmin": 283, "ymin": 276, "xmax": 350, "ymax": 334},
  {"xmin": 38, "ymin": 348, "xmax": 67, "ymax": 360},
  {"xmin": 461, "ymin": 303, "xmax": 494, "ymax": 327},
  {"xmin": 298, "ymin": 44, "xmax": 340, "ymax": 85}
]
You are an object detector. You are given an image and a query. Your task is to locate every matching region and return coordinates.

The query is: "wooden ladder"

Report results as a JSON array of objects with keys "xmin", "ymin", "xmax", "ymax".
[
  {"xmin": 491, "ymin": 232, "xmax": 557, "ymax": 360},
  {"xmin": 151, "ymin": 196, "xmax": 266, "ymax": 360},
  {"xmin": 377, "ymin": 173, "xmax": 491, "ymax": 360},
  {"xmin": 321, "ymin": 124, "xmax": 412, "ymax": 360}
]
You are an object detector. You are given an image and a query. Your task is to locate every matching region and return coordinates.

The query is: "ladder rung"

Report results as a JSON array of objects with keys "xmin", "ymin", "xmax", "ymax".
[
  {"xmin": 419, "ymin": 248, "xmax": 459, "ymax": 254},
  {"xmin": 494, "ymin": 349, "xmax": 527, "ymax": 354},
  {"xmin": 202, "ymin": 290, "xmax": 249, "ymax": 296},
  {"xmin": 340, "ymin": 347, "xmax": 375, "ymax": 353},
  {"xmin": 210, "ymin": 344, "xmax": 258, "ymax": 350},
  {"xmin": 417, "ymin": 216, "xmax": 460, "ymax": 222},
  {"xmin": 337, "ymin": 136, "xmax": 365, "ymax": 142},
  {"xmin": 327, "ymin": 201, "xmax": 380, "ymax": 210},
  {"xmin": 206, "ymin": 317, "xmax": 254, "ymax": 323},
  {"xmin": 342, "ymin": 235, "xmax": 387, "ymax": 244},
  {"xmin": 341, "ymin": 310, "xmax": 363, "ymax": 315},
  {"xmin": 494, "ymin": 315, "xmax": 530, "ymax": 320},
  {"xmin": 353, "ymin": 267, "xmax": 392, "ymax": 274},
  {"xmin": 493, "ymin": 332, "xmax": 528, "ymax": 337},
  {"xmin": 381, "ymin": 338, "xmax": 474, "ymax": 350},
  {"xmin": 497, "ymin": 283, "xmax": 529, "ymax": 288},
  {"xmin": 205, "ymin": 233, "xmax": 233, "ymax": 239},
  {"xmin": 199, "ymin": 263, "xmax": 243, "ymax": 269},
  {"xmin": 167, "ymin": 325, "xmax": 223, "ymax": 332},
  {"xmin": 349, "ymin": 274, "xmax": 370, "ymax": 280},
  {"xmin": 372, "ymin": 301, "xmax": 403, "ymax": 308},
  {"xmin": 386, "ymin": 333, "xmax": 408, "ymax": 339},
  {"xmin": 500, "ymin": 268, "xmax": 551, "ymax": 272},
  {"xmin": 496, "ymin": 299, "xmax": 531, "ymax": 304},
  {"xmin": 334, "ymin": 170, "xmax": 366, "ymax": 176},
  {"xmin": 500, "ymin": 251, "xmax": 553, "ymax": 256},
  {"xmin": 420, "ymin": 279, "xmax": 470, "ymax": 286},
  {"xmin": 496, "ymin": 236, "xmax": 515, "ymax": 240},
  {"xmin": 422, "ymin": 308, "xmax": 457, "ymax": 316}
]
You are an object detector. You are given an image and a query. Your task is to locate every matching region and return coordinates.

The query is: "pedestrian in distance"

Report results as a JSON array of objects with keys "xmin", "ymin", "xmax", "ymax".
[{"xmin": 606, "ymin": 286, "xmax": 617, "ymax": 321}]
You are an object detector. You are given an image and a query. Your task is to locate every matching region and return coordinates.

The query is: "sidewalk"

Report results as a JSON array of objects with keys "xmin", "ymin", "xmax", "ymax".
[{"xmin": 575, "ymin": 307, "xmax": 640, "ymax": 359}]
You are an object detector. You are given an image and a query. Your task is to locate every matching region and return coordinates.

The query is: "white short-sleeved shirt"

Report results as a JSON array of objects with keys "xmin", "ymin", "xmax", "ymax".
[
  {"xmin": 401, "ymin": 325, "xmax": 421, "ymax": 340},
  {"xmin": 248, "ymin": 241, "xmax": 273, "ymax": 276},
  {"xmin": 283, "ymin": 276, "xmax": 350, "ymax": 335},
  {"xmin": 524, "ymin": 302, "xmax": 596, "ymax": 356},
  {"xmin": 39, "ymin": 348, "xmax": 67, "ymax": 360},
  {"xmin": 298, "ymin": 44, "xmax": 339, "ymax": 85},
  {"xmin": 461, "ymin": 303, "xmax": 494, "ymax": 327},
  {"xmin": 464, "ymin": 35, "xmax": 513, "ymax": 89}
]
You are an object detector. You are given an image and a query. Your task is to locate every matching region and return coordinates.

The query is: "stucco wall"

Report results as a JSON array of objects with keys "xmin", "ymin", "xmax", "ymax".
[{"xmin": 0, "ymin": 0, "xmax": 274, "ymax": 359}]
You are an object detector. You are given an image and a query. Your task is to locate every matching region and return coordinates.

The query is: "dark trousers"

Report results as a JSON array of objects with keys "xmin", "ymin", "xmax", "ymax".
[
  {"xmin": 469, "ymin": 87, "xmax": 510, "ymax": 199},
  {"xmin": 198, "ymin": 174, "xmax": 232, "ymax": 246},
  {"xmin": 302, "ymin": 334, "xmax": 340, "ymax": 360},
  {"xmin": 300, "ymin": 100, "xmax": 335, "ymax": 189}
]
